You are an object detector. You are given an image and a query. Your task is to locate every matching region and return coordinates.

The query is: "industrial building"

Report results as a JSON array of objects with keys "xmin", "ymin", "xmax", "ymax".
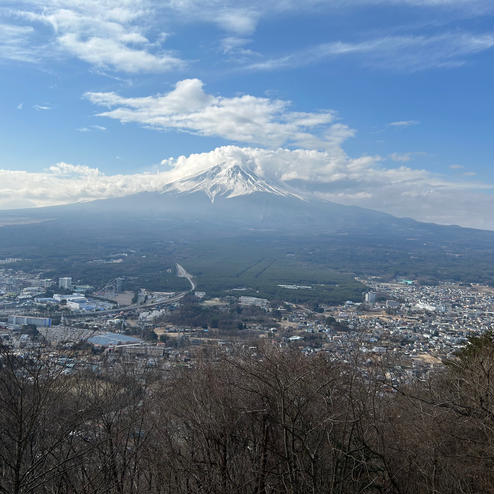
[{"xmin": 8, "ymin": 315, "xmax": 52, "ymax": 328}]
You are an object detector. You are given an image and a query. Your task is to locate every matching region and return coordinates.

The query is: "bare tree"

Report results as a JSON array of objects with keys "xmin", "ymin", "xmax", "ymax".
[{"xmin": 0, "ymin": 348, "xmax": 93, "ymax": 494}]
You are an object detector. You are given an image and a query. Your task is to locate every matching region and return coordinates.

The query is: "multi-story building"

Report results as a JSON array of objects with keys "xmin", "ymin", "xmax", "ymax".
[
  {"xmin": 364, "ymin": 291, "xmax": 377, "ymax": 305},
  {"xmin": 58, "ymin": 277, "xmax": 72, "ymax": 290}
]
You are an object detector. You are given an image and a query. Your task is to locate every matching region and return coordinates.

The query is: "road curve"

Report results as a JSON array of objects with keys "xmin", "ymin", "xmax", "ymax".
[{"xmin": 176, "ymin": 263, "xmax": 196, "ymax": 291}]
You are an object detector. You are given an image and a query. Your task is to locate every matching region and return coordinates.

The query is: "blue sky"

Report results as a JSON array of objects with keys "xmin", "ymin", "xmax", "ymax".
[{"xmin": 0, "ymin": 0, "xmax": 492, "ymax": 228}]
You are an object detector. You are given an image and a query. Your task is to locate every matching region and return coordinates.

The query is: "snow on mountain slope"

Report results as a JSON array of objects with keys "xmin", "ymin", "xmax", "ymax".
[{"xmin": 161, "ymin": 163, "xmax": 302, "ymax": 202}]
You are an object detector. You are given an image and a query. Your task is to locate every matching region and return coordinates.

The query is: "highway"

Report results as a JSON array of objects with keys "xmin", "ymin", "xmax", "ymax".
[
  {"xmin": 64, "ymin": 262, "xmax": 197, "ymax": 318},
  {"xmin": 2, "ymin": 264, "xmax": 197, "ymax": 321},
  {"xmin": 176, "ymin": 263, "xmax": 196, "ymax": 291},
  {"xmin": 62, "ymin": 291, "xmax": 188, "ymax": 318}
]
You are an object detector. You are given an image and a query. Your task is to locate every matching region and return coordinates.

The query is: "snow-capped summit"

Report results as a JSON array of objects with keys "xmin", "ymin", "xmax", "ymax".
[{"xmin": 161, "ymin": 163, "xmax": 301, "ymax": 203}]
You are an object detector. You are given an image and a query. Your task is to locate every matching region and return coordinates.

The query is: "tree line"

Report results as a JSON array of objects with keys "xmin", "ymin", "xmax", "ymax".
[{"xmin": 0, "ymin": 332, "xmax": 492, "ymax": 493}]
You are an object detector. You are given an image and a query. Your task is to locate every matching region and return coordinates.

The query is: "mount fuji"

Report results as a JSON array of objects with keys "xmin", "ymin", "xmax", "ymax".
[
  {"xmin": 60, "ymin": 160, "xmax": 403, "ymax": 233},
  {"xmin": 160, "ymin": 163, "xmax": 302, "ymax": 203},
  {"xmin": 0, "ymin": 160, "xmax": 492, "ymax": 290},
  {"xmin": 0, "ymin": 160, "xmax": 491, "ymax": 238}
]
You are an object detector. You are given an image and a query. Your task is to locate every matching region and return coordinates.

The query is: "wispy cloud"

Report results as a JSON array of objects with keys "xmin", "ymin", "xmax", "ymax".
[
  {"xmin": 1, "ymin": 0, "xmax": 490, "ymax": 71},
  {"xmin": 388, "ymin": 151, "xmax": 428, "ymax": 162},
  {"xmin": 450, "ymin": 164, "xmax": 464, "ymax": 169},
  {"xmin": 76, "ymin": 124, "xmax": 107, "ymax": 132},
  {"xmin": 55, "ymin": 33, "xmax": 183, "ymax": 73},
  {"xmin": 389, "ymin": 152, "xmax": 413, "ymax": 162},
  {"xmin": 152, "ymin": 0, "xmax": 492, "ymax": 36},
  {"xmin": 220, "ymin": 36, "xmax": 259, "ymax": 58},
  {"xmin": 85, "ymin": 78, "xmax": 349, "ymax": 150},
  {"xmin": 2, "ymin": 1, "xmax": 185, "ymax": 73},
  {"xmin": 0, "ymin": 22, "xmax": 38, "ymax": 62},
  {"xmin": 389, "ymin": 120, "xmax": 420, "ymax": 127},
  {"xmin": 32, "ymin": 104, "xmax": 52, "ymax": 111},
  {"xmin": 0, "ymin": 0, "xmax": 491, "ymax": 75},
  {"xmin": 215, "ymin": 9, "xmax": 259, "ymax": 35},
  {"xmin": 246, "ymin": 33, "xmax": 493, "ymax": 72}
]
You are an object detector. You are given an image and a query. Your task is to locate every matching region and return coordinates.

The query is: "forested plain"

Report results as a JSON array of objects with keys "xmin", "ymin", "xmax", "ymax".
[{"xmin": 0, "ymin": 215, "xmax": 492, "ymax": 304}]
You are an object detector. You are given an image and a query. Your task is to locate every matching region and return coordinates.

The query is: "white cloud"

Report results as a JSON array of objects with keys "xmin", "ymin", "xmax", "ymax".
[
  {"xmin": 32, "ymin": 104, "xmax": 52, "ymax": 111},
  {"xmin": 449, "ymin": 164, "xmax": 464, "ymax": 169},
  {"xmin": 0, "ymin": 147, "xmax": 490, "ymax": 229},
  {"xmin": 221, "ymin": 37, "xmax": 251, "ymax": 54},
  {"xmin": 162, "ymin": 146, "xmax": 493, "ymax": 230},
  {"xmin": 219, "ymin": 36, "xmax": 259, "ymax": 59},
  {"xmin": 2, "ymin": 0, "xmax": 489, "ymax": 72},
  {"xmin": 48, "ymin": 162, "xmax": 101, "ymax": 177},
  {"xmin": 85, "ymin": 78, "xmax": 346, "ymax": 150},
  {"xmin": 0, "ymin": 147, "xmax": 491, "ymax": 229},
  {"xmin": 0, "ymin": 164, "xmax": 167, "ymax": 209},
  {"xmin": 215, "ymin": 9, "xmax": 259, "ymax": 35},
  {"xmin": 2, "ymin": 0, "xmax": 184, "ymax": 72},
  {"xmin": 0, "ymin": 22, "xmax": 38, "ymax": 62},
  {"xmin": 247, "ymin": 33, "xmax": 493, "ymax": 72},
  {"xmin": 56, "ymin": 33, "xmax": 182, "ymax": 73},
  {"xmin": 157, "ymin": 1, "xmax": 262, "ymax": 34},
  {"xmin": 161, "ymin": 0, "xmax": 492, "ymax": 35},
  {"xmin": 76, "ymin": 124, "xmax": 106, "ymax": 132}
]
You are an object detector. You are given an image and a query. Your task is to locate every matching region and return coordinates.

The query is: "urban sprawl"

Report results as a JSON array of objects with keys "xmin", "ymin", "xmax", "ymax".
[{"xmin": 1, "ymin": 262, "xmax": 492, "ymax": 381}]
